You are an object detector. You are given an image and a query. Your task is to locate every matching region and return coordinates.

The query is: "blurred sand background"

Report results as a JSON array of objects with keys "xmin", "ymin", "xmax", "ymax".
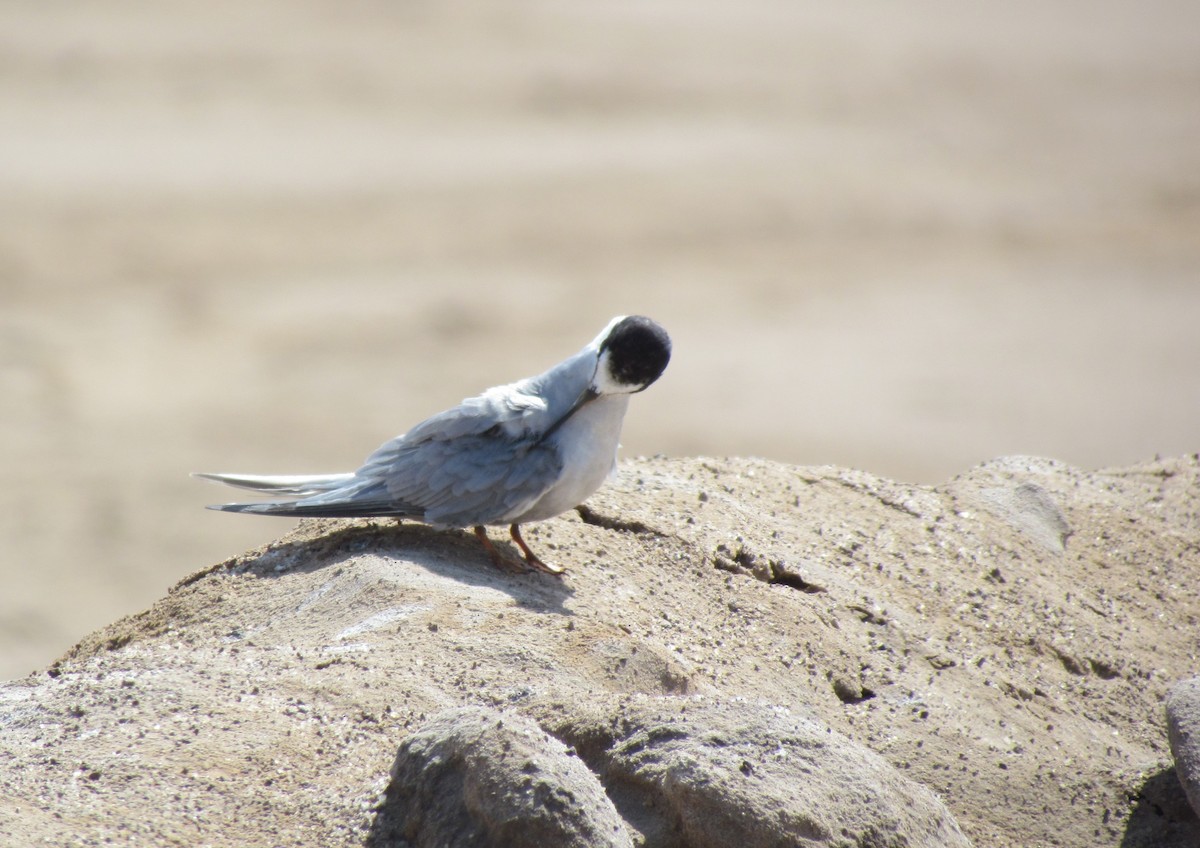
[{"xmin": 2, "ymin": 1, "xmax": 1198, "ymax": 681}]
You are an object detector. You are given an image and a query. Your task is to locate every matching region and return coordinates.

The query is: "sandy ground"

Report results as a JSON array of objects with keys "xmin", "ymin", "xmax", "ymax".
[{"xmin": 2, "ymin": 1, "xmax": 1199, "ymax": 680}]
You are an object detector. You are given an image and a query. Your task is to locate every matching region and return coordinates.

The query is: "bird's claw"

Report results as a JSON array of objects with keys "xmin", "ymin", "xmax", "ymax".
[
  {"xmin": 473, "ymin": 526, "xmax": 565, "ymax": 576},
  {"xmin": 509, "ymin": 523, "xmax": 566, "ymax": 575}
]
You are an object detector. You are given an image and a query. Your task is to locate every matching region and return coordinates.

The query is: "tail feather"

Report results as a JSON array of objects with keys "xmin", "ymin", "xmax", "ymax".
[
  {"xmin": 205, "ymin": 500, "xmax": 419, "ymax": 519},
  {"xmin": 191, "ymin": 472, "xmax": 354, "ymax": 497},
  {"xmin": 196, "ymin": 471, "xmax": 423, "ymax": 519}
]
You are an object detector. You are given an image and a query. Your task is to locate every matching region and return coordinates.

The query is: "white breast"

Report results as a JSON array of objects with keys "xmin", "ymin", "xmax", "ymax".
[{"xmin": 506, "ymin": 393, "xmax": 631, "ymax": 524}]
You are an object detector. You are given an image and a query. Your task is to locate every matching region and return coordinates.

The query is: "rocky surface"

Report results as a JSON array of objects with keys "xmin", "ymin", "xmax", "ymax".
[
  {"xmin": 374, "ymin": 705, "xmax": 633, "ymax": 848},
  {"xmin": 1166, "ymin": 678, "xmax": 1200, "ymax": 820},
  {"xmin": 536, "ymin": 696, "xmax": 969, "ymax": 848},
  {"xmin": 1, "ymin": 454, "xmax": 1198, "ymax": 847}
]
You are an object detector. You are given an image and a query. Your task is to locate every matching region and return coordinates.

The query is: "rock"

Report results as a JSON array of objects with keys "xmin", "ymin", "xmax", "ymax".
[
  {"xmin": 372, "ymin": 705, "xmax": 632, "ymax": 848},
  {"xmin": 539, "ymin": 695, "xmax": 971, "ymax": 848},
  {"xmin": 1, "ymin": 455, "xmax": 1199, "ymax": 848},
  {"xmin": 978, "ymin": 480, "xmax": 1071, "ymax": 553},
  {"xmin": 1167, "ymin": 677, "xmax": 1200, "ymax": 818}
]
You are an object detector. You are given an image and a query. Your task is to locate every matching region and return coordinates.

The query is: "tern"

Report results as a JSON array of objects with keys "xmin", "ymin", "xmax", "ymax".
[{"xmin": 196, "ymin": 315, "xmax": 671, "ymax": 575}]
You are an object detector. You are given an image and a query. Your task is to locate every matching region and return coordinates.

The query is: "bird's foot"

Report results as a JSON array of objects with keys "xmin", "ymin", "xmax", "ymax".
[
  {"xmin": 470, "ymin": 526, "xmax": 565, "ymax": 576},
  {"xmin": 472, "ymin": 526, "xmax": 529, "ymax": 573},
  {"xmin": 509, "ymin": 524, "xmax": 565, "ymax": 575}
]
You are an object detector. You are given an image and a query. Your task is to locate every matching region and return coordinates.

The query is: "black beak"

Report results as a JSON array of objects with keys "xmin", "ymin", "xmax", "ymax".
[
  {"xmin": 571, "ymin": 385, "xmax": 601, "ymax": 413},
  {"xmin": 537, "ymin": 386, "xmax": 600, "ymax": 444}
]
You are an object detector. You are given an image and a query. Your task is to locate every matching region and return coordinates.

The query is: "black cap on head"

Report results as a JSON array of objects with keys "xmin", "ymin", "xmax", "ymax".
[{"xmin": 599, "ymin": 316, "xmax": 671, "ymax": 391}]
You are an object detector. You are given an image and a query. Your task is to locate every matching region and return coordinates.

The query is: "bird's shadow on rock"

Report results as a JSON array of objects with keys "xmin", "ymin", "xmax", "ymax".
[
  {"xmin": 210, "ymin": 519, "xmax": 576, "ymax": 616},
  {"xmin": 1120, "ymin": 766, "xmax": 1200, "ymax": 848}
]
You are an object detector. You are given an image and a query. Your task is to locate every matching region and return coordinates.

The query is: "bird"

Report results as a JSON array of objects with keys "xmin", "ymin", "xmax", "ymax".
[{"xmin": 195, "ymin": 315, "xmax": 671, "ymax": 575}]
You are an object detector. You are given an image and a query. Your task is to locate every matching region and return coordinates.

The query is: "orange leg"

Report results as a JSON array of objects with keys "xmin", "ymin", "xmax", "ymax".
[
  {"xmin": 473, "ymin": 526, "xmax": 526, "ymax": 573},
  {"xmin": 509, "ymin": 524, "xmax": 565, "ymax": 575}
]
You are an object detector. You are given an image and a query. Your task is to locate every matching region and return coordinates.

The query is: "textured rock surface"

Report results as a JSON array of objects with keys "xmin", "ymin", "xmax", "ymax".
[
  {"xmin": 1167, "ymin": 678, "xmax": 1200, "ymax": 820},
  {"xmin": 1, "ymin": 455, "xmax": 1198, "ymax": 847},
  {"xmin": 372, "ymin": 705, "xmax": 632, "ymax": 848},
  {"xmin": 538, "ymin": 696, "xmax": 970, "ymax": 848}
]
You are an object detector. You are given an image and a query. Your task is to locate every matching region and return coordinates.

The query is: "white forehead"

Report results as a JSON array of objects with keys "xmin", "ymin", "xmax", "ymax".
[{"xmin": 589, "ymin": 315, "xmax": 628, "ymax": 349}]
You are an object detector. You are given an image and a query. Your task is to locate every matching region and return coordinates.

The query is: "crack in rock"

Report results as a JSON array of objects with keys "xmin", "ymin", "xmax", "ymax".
[
  {"xmin": 575, "ymin": 505, "xmax": 667, "ymax": 538},
  {"xmin": 713, "ymin": 543, "xmax": 826, "ymax": 594}
]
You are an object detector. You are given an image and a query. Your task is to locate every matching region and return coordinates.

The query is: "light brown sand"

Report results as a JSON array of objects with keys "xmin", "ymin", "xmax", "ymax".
[{"xmin": 2, "ymin": 0, "xmax": 1198, "ymax": 680}]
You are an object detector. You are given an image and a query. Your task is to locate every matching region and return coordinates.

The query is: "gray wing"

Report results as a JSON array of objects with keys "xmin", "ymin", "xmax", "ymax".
[
  {"xmin": 291, "ymin": 386, "xmax": 564, "ymax": 526},
  {"xmin": 358, "ymin": 429, "xmax": 562, "ymax": 526}
]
